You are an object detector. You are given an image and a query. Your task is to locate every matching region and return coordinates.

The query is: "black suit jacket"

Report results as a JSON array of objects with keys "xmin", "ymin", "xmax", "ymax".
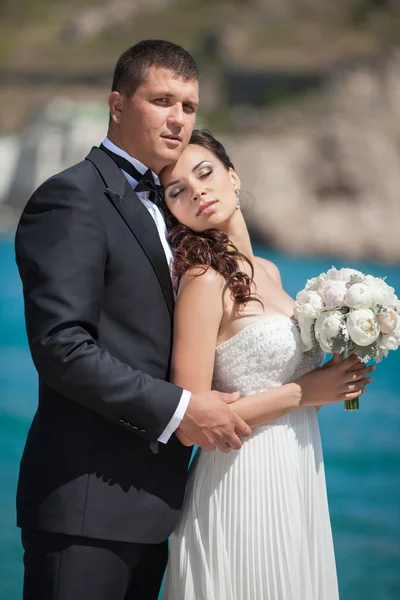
[{"xmin": 15, "ymin": 147, "xmax": 192, "ymax": 544}]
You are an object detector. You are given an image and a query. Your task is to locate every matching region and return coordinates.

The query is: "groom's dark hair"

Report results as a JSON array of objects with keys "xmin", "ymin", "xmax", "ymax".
[{"xmin": 112, "ymin": 40, "xmax": 199, "ymax": 97}]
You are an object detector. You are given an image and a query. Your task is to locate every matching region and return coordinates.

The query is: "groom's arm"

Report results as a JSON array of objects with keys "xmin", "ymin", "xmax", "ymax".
[{"xmin": 15, "ymin": 174, "xmax": 183, "ymax": 442}]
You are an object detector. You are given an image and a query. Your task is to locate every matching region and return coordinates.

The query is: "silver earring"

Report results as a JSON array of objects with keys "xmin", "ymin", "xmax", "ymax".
[{"xmin": 235, "ymin": 189, "xmax": 241, "ymax": 210}]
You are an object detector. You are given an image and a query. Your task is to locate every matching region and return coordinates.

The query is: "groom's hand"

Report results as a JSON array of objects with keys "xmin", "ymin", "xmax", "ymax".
[{"xmin": 177, "ymin": 391, "xmax": 251, "ymax": 453}]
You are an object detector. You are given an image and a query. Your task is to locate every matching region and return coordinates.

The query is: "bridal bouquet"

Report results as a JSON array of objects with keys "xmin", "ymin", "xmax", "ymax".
[{"xmin": 294, "ymin": 267, "xmax": 400, "ymax": 410}]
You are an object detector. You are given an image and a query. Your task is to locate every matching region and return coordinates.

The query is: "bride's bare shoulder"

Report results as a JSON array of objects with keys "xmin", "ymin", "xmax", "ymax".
[
  {"xmin": 178, "ymin": 266, "xmax": 225, "ymax": 296},
  {"xmin": 255, "ymin": 256, "xmax": 282, "ymax": 285}
]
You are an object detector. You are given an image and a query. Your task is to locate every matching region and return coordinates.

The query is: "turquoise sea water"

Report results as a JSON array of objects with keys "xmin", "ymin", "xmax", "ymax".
[{"xmin": 1, "ymin": 236, "xmax": 399, "ymax": 600}]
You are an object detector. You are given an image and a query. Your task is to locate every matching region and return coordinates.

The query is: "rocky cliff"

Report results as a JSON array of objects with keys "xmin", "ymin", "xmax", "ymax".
[
  {"xmin": 226, "ymin": 50, "xmax": 400, "ymax": 262},
  {"xmin": 1, "ymin": 51, "xmax": 400, "ymax": 262}
]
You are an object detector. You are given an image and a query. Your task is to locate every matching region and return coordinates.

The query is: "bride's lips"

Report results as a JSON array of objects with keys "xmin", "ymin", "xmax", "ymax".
[{"xmin": 196, "ymin": 200, "xmax": 218, "ymax": 217}]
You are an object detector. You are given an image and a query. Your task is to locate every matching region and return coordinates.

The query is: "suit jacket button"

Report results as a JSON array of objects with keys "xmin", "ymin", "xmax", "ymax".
[{"xmin": 150, "ymin": 442, "xmax": 158, "ymax": 454}]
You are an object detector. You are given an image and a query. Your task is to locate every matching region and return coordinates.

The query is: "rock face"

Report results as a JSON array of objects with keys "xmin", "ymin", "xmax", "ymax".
[
  {"xmin": 1, "ymin": 51, "xmax": 400, "ymax": 262},
  {"xmin": 242, "ymin": 0, "xmax": 398, "ymax": 21},
  {"xmin": 226, "ymin": 50, "xmax": 400, "ymax": 262},
  {"xmin": 59, "ymin": 0, "xmax": 177, "ymax": 43}
]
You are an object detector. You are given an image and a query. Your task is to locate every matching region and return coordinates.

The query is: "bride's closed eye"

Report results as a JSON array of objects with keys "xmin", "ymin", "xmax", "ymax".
[
  {"xmin": 170, "ymin": 187, "xmax": 186, "ymax": 199},
  {"xmin": 198, "ymin": 169, "xmax": 212, "ymax": 180},
  {"xmin": 169, "ymin": 169, "xmax": 213, "ymax": 199}
]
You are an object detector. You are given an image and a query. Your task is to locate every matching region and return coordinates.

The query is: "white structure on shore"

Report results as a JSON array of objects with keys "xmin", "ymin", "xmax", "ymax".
[{"xmin": 0, "ymin": 99, "xmax": 107, "ymax": 233}]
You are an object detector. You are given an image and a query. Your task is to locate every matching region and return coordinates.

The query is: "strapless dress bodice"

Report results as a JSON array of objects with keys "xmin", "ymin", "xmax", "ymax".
[{"xmin": 212, "ymin": 314, "xmax": 323, "ymax": 397}]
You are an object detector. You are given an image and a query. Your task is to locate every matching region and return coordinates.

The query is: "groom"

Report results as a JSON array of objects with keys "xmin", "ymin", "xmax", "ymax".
[{"xmin": 15, "ymin": 40, "xmax": 251, "ymax": 600}]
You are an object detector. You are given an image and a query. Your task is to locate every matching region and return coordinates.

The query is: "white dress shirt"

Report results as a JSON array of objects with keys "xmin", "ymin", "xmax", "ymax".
[{"xmin": 102, "ymin": 138, "xmax": 190, "ymax": 444}]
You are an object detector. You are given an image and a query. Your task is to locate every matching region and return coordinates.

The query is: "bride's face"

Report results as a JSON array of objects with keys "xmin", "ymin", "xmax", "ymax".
[{"xmin": 160, "ymin": 144, "xmax": 240, "ymax": 232}]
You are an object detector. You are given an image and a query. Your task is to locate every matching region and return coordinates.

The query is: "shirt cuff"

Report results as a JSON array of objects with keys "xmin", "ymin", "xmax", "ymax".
[{"xmin": 157, "ymin": 389, "xmax": 191, "ymax": 444}]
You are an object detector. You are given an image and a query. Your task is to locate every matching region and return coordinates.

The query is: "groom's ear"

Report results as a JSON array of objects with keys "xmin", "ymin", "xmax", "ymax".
[
  {"xmin": 229, "ymin": 167, "xmax": 241, "ymax": 191},
  {"xmin": 108, "ymin": 91, "xmax": 123, "ymax": 125}
]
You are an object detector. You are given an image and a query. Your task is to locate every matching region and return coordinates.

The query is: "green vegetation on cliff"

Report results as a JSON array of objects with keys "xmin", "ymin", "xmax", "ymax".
[{"xmin": 1, "ymin": 0, "xmax": 399, "ymax": 72}]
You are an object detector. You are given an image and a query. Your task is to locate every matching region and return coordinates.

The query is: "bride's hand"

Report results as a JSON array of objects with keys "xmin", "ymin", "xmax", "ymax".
[{"xmin": 296, "ymin": 353, "xmax": 375, "ymax": 407}]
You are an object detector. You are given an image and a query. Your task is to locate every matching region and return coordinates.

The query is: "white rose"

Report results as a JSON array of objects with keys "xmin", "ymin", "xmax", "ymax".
[
  {"xmin": 364, "ymin": 275, "xmax": 396, "ymax": 308},
  {"xmin": 345, "ymin": 283, "xmax": 372, "ymax": 309},
  {"xmin": 314, "ymin": 311, "xmax": 346, "ymax": 353},
  {"xmin": 347, "ymin": 309, "xmax": 380, "ymax": 346},
  {"xmin": 377, "ymin": 308, "xmax": 399, "ymax": 334},
  {"xmin": 296, "ymin": 313, "xmax": 315, "ymax": 352},
  {"xmin": 318, "ymin": 280, "xmax": 347, "ymax": 307},
  {"xmin": 295, "ymin": 290, "xmax": 324, "ymax": 318},
  {"xmin": 327, "ymin": 267, "xmax": 364, "ymax": 282}
]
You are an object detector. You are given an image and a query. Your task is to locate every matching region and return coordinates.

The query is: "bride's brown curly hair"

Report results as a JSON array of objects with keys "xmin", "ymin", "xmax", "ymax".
[{"xmin": 161, "ymin": 128, "xmax": 261, "ymax": 307}]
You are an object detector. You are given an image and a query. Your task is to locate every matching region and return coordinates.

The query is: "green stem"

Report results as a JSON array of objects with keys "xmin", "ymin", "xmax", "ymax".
[{"xmin": 343, "ymin": 349, "xmax": 359, "ymax": 411}]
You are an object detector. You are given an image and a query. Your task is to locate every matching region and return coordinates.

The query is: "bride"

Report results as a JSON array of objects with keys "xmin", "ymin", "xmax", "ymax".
[{"xmin": 159, "ymin": 129, "xmax": 374, "ymax": 600}]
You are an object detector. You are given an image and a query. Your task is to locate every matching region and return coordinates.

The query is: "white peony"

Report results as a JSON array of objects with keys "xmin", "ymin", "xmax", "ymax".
[
  {"xmin": 347, "ymin": 309, "xmax": 380, "ymax": 346},
  {"xmin": 391, "ymin": 295, "xmax": 400, "ymax": 315},
  {"xmin": 363, "ymin": 275, "xmax": 396, "ymax": 308},
  {"xmin": 296, "ymin": 312, "xmax": 315, "ymax": 352},
  {"xmin": 393, "ymin": 319, "xmax": 400, "ymax": 342},
  {"xmin": 380, "ymin": 333, "xmax": 399, "ymax": 351},
  {"xmin": 318, "ymin": 280, "xmax": 347, "ymax": 307},
  {"xmin": 295, "ymin": 290, "xmax": 324, "ymax": 318},
  {"xmin": 345, "ymin": 283, "xmax": 372, "ymax": 309},
  {"xmin": 326, "ymin": 267, "xmax": 364, "ymax": 282},
  {"xmin": 377, "ymin": 308, "xmax": 399, "ymax": 334},
  {"xmin": 314, "ymin": 311, "xmax": 346, "ymax": 353},
  {"xmin": 304, "ymin": 273, "xmax": 327, "ymax": 292},
  {"xmin": 380, "ymin": 316, "xmax": 400, "ymax": 350}
]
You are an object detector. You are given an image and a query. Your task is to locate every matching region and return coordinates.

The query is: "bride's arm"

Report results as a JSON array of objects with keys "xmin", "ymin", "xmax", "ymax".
[
  {"xmin": 171, "ymin": 268, "xmax": 306, "ymax": 444},
  {"xmin": 171, "ymin": 268, "xmax": 224, "ymax": 394},
  {"xmin": 229, "ymin": 383, "xmax": 302, "ymax": 428},
  {"xmin": 172, "ymin": 267, "xmax": 372, "ymax": 446}
]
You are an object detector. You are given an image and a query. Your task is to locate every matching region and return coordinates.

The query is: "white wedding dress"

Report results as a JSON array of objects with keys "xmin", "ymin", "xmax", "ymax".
[{"xmin": 164, "ymin": 314, "xmax": 339, "ymax": 600}]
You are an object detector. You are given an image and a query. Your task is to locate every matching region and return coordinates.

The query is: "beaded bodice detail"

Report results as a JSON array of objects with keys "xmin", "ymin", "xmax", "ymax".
[{"xmin": 212, "ymin": 314, "xmax": 323, "ymax": 397}]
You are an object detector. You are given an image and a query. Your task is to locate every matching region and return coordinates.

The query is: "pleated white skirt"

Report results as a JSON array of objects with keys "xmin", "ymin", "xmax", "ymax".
[{"xmin": 164, "ymin": 407, "xmax": 339, "ymax": 600}]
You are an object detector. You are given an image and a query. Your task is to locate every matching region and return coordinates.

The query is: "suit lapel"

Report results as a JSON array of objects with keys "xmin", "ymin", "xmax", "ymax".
[
  {"xmin": 86, "ymin": 147, "xmax": 174, "ymax": 316},
  {"xmin": 106, "ymin": 187, "xmax": 175, "ymax": 316}
]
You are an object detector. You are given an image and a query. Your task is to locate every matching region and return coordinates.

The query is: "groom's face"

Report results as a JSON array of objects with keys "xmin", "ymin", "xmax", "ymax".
[{"xmin": 109, "ymin": 66, "xmax": 199, "ymax": 173}]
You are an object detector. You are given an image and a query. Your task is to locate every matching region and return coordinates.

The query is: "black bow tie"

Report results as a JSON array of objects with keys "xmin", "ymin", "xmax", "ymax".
[
  {"xmin": 100, "ymin": 144, "xmax": 164, "ymax": 206},
  {"xmin": 134, "ymin": 169, "xmax": 164, "ymax": 205}
]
